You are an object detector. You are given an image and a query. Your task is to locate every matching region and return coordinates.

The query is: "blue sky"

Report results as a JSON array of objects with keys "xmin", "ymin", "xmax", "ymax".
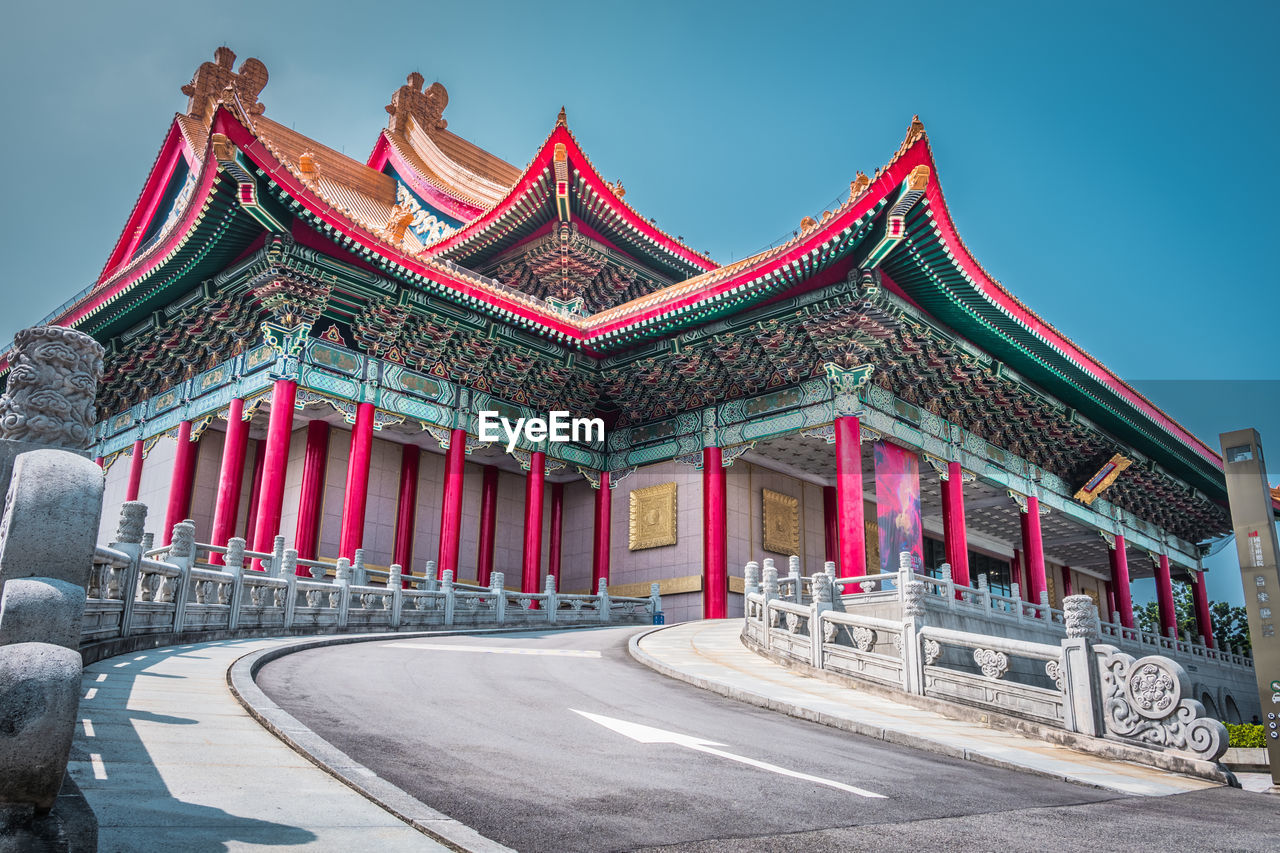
[{"xmin": 1, "ymin": 1, "xmax": 1275, "ymax": 607}]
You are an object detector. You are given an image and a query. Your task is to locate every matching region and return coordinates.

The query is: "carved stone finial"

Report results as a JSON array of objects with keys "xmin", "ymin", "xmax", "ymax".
[
  {"xmin": 761, "ymin": 565, "xmax": 779, "ymax": 597},
  {"xmin": 744, "ymin": 561, "xmax": 760, "ymax": 593},
  {"xmin": 281, "ymin": 548, "xmax": 298, "ymax": 578},
  {"xmin": 335, "ymin": 557, "xmax": 351, "ymax": 583},
  {"xmin": 169, "ymin": 522, "xmax": 196, "ymax": 561},
  {"xmin": 545, "ymin": 574, "xmax": 557, "ymax": 594},
  {"xmin": 181, "ymin": 47, "xmax": 268, "ymax": 125},
  {"xmin": 225, "ymin": 537, "xmax": 246, "ymax": 571},
  {"xmin": 788, "ymin": 555, "xmax": 800, "ymax": 575},
  {"xmin": 0, "ymin": 325, "xmax": 104, "ymax": 450},
  {"xmin": 491, "ymin": 571, "xmax": 504, "ymax": 590},
  {"xmin": 812, "ymin": 572, "xmax": 833, "ymax": 605},
  {"xmin": 899, "ymin": 551, "xmax": 914, "ymax": 571},
  {"xmin": 386, "ymin": 72, "xmax": 448, "ymax": 135},
  {"xmin": 115, "ymin": 501, "xmax": 147, "ymax": 545},
  {"xmin": 597, "ymin": 578, "xmax": 608, "ymax": 596}
]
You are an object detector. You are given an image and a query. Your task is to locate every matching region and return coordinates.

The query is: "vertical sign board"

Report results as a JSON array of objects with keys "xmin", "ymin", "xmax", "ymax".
[
  {"xmin": 1219, "ymin": 428, "xmax": 1280, "ymax": 785},
  {"xmin": 874, "ymin": 440, "xmax": 923, "ymax": 574}
]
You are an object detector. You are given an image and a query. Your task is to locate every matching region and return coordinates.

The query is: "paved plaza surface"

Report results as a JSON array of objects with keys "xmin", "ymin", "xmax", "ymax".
[{"xmin": 258, "ymin": 625, "xmax": 1280, "ymax": 852}]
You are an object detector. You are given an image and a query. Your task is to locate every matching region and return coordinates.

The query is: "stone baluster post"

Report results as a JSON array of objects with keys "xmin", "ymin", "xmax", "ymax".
[
  {"xmin": 544, "ymin": 573, "xmax": 558, "ymax": 624},
  {"xmin": 423, "ymin": 560, "xmax": 438, "ymax": 593},
  {"xmin": 1011, "ymin": 582, "xmax": 1023, "ymax": 618},
  {"xmin": 824, "ymin": 560, "xmax": 838, "ymax": 597},
  {"xmin": 334, "ymin": 558, "xmax": 351, "ymax": 628},
  {"xmin": 597, "ymin": 578, "xmax": 611, "ymax": 623},
  {"xmin": 281, "ymin": 548, "xmax": 298, "ymax": 628},
  {"xmin": 442, "ymin": 569, "xmax": 455, "ymax": 626},
  {"xmin": 744, "ymin": 561, "xmax": 760, "ymax": 597},
  {"xmin": 976, "ymin": 573, "xmax": 990, "ymax": 612},
  {"xmin": 1039, "ymin": 590, "xmax": 1051, "ymax": 621},
  {"xmin": 112, "ymin": 502, "xmax": 147, "ymax": 637},
  {"xmin": 896, "ymin": 550, "xmax": 913, "ymax": 610},
  {"xmin": 268, "ymin": 534, "xmax": 285, "ymax": 577},
  {"xmin": 389, "ymin": 564, "xmax": 403, "ymax": 629},
  {"xmin": 1059, "ymin": 594, "xmax": 1103, "ymax": 736},
  {"xmin": 761, "ymin": 562, "xmax": 779, "ymax": 650},
  {"xmin": 491, "ymin": 571, "xmax": 506, "ymax": 624},
  {"xmin": 788, "ymin": 555, "xmax": 801, "ymax": 603},
  {"xmin": 352, "ymin": 548, "xmax": 367, "ymax": 587},
  {"xmin": 940, "ymin": 561, "xmax": 954, "ymax": 604},
  {"xmin": 810, "ymin": 572, "xmax": 833, "ymax": 669},
  {"xmin": 901, "ymin": 571, "xmax": 927, "ymax": 695},
  {"xmin": 167, "ymin": 521, "xmax": 196, "ymax": 632}
]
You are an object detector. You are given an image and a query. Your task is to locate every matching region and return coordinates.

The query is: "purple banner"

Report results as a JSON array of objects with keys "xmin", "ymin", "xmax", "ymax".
[{"xmin": 874, "ymin": 440, "xmax": 923, "ymax": 574}]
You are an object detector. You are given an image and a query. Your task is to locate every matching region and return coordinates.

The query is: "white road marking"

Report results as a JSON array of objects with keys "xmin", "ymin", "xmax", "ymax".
[
  {"xmin": 95, "ymin": 673, "xmax": 107, "ymax": 682},
  {"xmin": 572, "ymin": 709, "xmax": 886, "ymax": 799},
  {"xmin": 113, "ymin": 661, "xmax": 130, "ymax": 668},
  {"xmin": 84, "ymin": 688, "xmax": 97, "ymax": 700},
  {"xmin": 82, "ymin": 719, "xmax": 95, "ymax": 737},
  {"xmin": 383, "ymin": 643, "xmax": 601, "ymax": 658},
  {"xmin": 90, "ymin": 754, "xmax": 107, "ymax": 780}
]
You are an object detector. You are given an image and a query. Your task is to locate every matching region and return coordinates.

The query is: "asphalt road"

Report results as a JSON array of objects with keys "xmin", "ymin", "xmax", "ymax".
[{"xmin": 257, "ymin": 627, "xmax": 1280, "ymax": 852}]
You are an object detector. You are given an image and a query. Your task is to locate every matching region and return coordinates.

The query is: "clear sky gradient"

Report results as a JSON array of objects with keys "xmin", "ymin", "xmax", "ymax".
[{"xmin": 1, "ymin": 1, "xmax": 1275, "ymax": 608}]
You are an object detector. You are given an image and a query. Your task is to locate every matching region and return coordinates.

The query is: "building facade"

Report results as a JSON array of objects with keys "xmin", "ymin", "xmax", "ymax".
[{"xmin": 5, "ymin": 49, "xmax": 1248, "ymax": 633}]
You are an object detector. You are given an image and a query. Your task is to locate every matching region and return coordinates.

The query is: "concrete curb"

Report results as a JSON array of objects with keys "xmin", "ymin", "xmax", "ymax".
[
  {"xmin": 227, "ymin": 626, "xmax": 599, "ymax": 853},
  {"xmin": 627, "ymin": 624, "xmax": 1236, "ymax": 793}
]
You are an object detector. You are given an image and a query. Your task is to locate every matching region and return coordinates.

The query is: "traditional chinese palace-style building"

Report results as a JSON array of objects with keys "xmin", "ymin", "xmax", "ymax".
[{"xmin": 6, "ymin": 48, "xmax": 1250, "ymax": 634}]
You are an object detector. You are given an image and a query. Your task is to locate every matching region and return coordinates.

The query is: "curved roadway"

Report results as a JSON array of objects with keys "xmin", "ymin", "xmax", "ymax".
[{"xmin": 257, "ymin": 626, "xmax": 1276, "ymax": 852}]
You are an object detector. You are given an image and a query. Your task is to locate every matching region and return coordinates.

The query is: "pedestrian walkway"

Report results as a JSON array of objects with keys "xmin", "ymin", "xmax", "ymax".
[
  {"xmin": 68, "ymin": 637, "xmax": 450, "ymax": 852},
  {"xmin": 633, "ymin": 620, "xmax": 1224, "ymax": 797}
]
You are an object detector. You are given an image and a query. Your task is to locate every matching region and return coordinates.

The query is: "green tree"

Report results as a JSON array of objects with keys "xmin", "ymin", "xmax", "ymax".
[{"xmin": 1133, "ymin": 583, "xmax": 1251, "ymax": 653}]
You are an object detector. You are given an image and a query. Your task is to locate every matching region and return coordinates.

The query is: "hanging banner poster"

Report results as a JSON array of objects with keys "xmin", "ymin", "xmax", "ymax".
[{"xmin": 875, "ymin": 440, "xmax": 923, "ymax": 574}]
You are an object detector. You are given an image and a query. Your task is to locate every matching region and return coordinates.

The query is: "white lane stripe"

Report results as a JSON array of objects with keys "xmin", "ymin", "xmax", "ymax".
[
  {"xmin": 113, "ymin": 661, "xmax": 130, "ymax": 668},
  {"xmin": 84, "ymin": 688, "xmax": 97, "ymax": 700},
  {"xmin": 687, "ymin": 742, "xmax": 886, "ymax": 798},
  {"xmin": 382, "ymin": 643, "xmax": 601, "ymax": 658},
  {"xmin": 90, "ymin": 754, "xmax": 107, "ymax": 780},
  {"xmin": 82, "ymin": 719, "xmax": 95, "ymax": 738},
  {"xmin": 95, "ymin": 673, "xmax": 107, "ymax": 683}
]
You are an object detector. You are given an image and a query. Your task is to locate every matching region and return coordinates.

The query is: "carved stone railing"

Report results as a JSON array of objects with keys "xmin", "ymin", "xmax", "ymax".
[
  {"xmin": 816, "ymin": 559, "xmax": 1253, "ymax": 675},
  {"xmin": 81, "ymin": 502, "xmax": 660, "ymax": 656},
  {"xmin": 742, "ymin": 551, "xmax": 1229, "ymax": 766}
]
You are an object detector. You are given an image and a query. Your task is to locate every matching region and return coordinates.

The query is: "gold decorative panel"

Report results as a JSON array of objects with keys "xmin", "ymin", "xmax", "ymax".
[
  {"xmin": 629, "ymin": 482, "xmax": 677, "ymax": 550},
  {"xmin": 762, "ymin": 488, "xmax": 799, "ymax": 555}
]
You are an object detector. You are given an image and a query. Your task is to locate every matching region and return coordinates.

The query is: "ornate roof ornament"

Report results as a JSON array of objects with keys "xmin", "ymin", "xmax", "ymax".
[
  {"xmin": 386, "ymin": 72, "xmax": 448, "ymax": 136},
  {"xmin": 850, "ymin": 171, "xmax": 870, "ymax": 199},
  {"xmin": 556, "ymin": 106, "xmax": 568, "ymax": 127},
  {"xmin": 181, "ymin": 47, "xmax": 268, "ymax": 125},
  {"xmin": 907, "ymin": 165, "xmax": 931, "ymax": 191}
]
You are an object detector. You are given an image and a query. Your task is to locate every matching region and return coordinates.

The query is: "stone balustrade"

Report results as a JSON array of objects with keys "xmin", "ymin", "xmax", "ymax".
[
  {"xmin": 79, "ymin": 501, "xmax": 660, "ymax": 659},
  {"xmin": 743, "ymin": 552, "xmax": 1231, "ymax": 767}
]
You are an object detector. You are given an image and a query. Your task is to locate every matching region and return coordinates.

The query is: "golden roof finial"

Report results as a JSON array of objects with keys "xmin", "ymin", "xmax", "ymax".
[
  {"xmin": 850, "ymin": 171, "xmax": 870, "ymax": 198},
  {"xmin": 556, "ymin": 106, "xmax": 568, "ymax": 127},
  {"xmin": 386, "ymin": 73, "xmax": 448, "ymax": 136},
  {"xmin": 181, "ymin": 47, "xmax": 268, "ymax": 126}
]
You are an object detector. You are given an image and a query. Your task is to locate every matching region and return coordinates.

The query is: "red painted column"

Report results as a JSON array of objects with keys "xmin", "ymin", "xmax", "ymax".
[
  {"xmin": 1105, "ymin": 581, "xmax": 1116, "ymax": 623},
  {"xmin": 294, "ymin": 421, "xmax": 330, "ymax": 563},
  {"xmin": 703, "ymin": 446, "xmax": 728, "ymax": 619},
  {"xmin": 252, "ymin": 379, "xmax": 297, "ymax": 565},
  {"xmin": 834, "ymin": 416, "xmax": 866, "ymax": 577},
  {"xmin": 521, "ymin": 450, "xmax": 546, "ymax": 594},
  {"xmin": 1154, "ymin": 553, "xmax": 1178, "ymax": 638},
  {"xmin": 338, "ymin": 402, "xmax": 375, "ymax": 560},
  {"xmin": 393, "ymin": 443, "xmax": 420, "ymax": 578},
  {"xmin": 437, "ymin": 428, "xmax": 467, "ymax": 579},
  {"xmin": 162, "ymin": 420, "xmax": 198, "ymax": 545},
  {"xmin": 210, "ymin": 399, "xmax": 250, "ymax": 565},
  {"xmin": 94, "ymin": 456, "xmax": 103, "ymax": 468},
  {"xmin": 125, "ymin": 439, "xmax": 145, "ymax": 501},
  {"xmin": 1110, "ymin": 535, "xmax": 1135, "ymax": 629},
  {"xmin": 942, "ymin": 461, "xmax": 969, "ymax": 586},
  {"xmin": 1021, "ymin": 496, "xmax": 1047, "ymax": 607},
  {"xmin": 591, "ymin": 471, "xmax": 611, "ymax": 593},
  {"xmin": 1191, "ymin": 572, "xmax": 1215, "ymax": 648},
  {"xmin": 822, "ymin": 485, "xmax": 838, "ymax": 565},
  {"xmin": 243, "ymin": 439, "xmax": 265, "ymax": 542},
  {"xmin": 548, "ymin": 482, "xmax": 564, "ymax": 583},
  {"xmin": 1060, "ymin": 565, "xmax": 1074, "ymax": 598},
  {"xmin": 476, "ymin": 465, "xmax": 499, "ymax": 587}
]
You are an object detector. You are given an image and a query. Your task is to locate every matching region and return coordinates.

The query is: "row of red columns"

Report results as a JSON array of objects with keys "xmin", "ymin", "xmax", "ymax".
[{"xmin": 117, "ymin": 396, "xmax": 1213, "ymax": 635}]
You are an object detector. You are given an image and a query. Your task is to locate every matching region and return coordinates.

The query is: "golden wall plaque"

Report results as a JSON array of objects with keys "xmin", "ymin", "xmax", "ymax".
[
  {"xmin": 629, "ymin": 481, "xmax": 678, "ymax": 550},
  {"xmin": 762, "ymin": 488, "xmax": 799, "ymax": 555}
]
